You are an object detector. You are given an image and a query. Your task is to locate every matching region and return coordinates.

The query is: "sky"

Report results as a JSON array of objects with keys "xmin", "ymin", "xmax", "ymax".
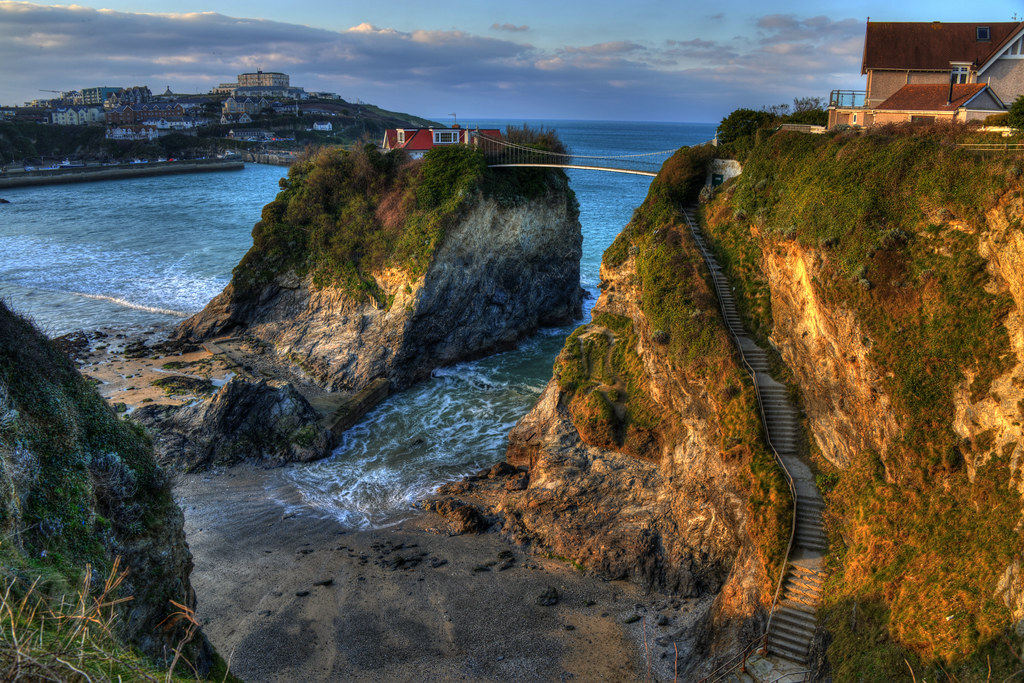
[{"xmin": 1, "ymin": 0, "xmax": 1021, "ymax": 123}]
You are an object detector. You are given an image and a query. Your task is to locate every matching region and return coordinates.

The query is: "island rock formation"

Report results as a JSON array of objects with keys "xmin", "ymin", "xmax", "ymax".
[{"xmin": 177, "ymin": 143, "xmax": 583, "ymax": 393}]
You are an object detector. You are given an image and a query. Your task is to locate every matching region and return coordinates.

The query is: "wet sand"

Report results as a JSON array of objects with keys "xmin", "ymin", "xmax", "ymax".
[{"xmin": 174, "ymin": 466, "xmax": 706, "ymax": 682}]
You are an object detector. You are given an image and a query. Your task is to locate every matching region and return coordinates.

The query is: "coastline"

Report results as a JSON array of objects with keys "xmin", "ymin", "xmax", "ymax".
[{"xmin": 0, "ymin": 158, "xmax": 244, "ymax": 189}]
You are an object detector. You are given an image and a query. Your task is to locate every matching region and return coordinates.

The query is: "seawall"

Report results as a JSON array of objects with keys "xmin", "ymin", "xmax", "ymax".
[
  {"xmin": 243, "ymin": 152, "xmax": 296, "ymax": 167},
  {"xmin": 0, "ymin": 158, "xmax": 244, "ymax": 189}
]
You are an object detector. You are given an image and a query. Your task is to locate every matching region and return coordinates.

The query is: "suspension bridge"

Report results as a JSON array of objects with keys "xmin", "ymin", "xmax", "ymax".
[{"xmin": 469, "ymin": 131, "xmax": 678, "ymax": 177}]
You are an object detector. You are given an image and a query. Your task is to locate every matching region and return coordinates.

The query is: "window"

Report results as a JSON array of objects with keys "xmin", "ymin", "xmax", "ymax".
[
  {"xmin": 433, "ymin": 130, "xmax": 460, "ymax": 144},
  {"xmin": 951, "ymin": 65, "xmax": 970, "ymax": 84},
  {"xmin": 396, "ymin": 129, "xmax": 405, "ymax": 144},
  {"xmin": 977, "ymin": 26, "xmax": 991, "ymax": 41}
]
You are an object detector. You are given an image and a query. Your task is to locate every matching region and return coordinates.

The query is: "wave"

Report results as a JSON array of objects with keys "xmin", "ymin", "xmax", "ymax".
[{"xmin": 70, "ymin": 292, "xmax": 189, "ymax": 317}]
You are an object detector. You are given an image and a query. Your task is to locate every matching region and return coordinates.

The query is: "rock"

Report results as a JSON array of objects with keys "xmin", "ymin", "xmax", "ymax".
[
  {"xmin": 536, "ymin": 586, "xmax": 560, "ymax": 606},
  {"xmin": 132, "ymin": 377, "xmax": 334, "ymax": 470},
  {"xmin": 504, "ymin": 472, "xmax": 529, "ymax": 491},
  {"xmin": 488, "ymin": 461, "xmax": 517, "ymax": 478},
  {"xmin": 52, "ymin": 330, "xmax": 91, "ymax": 359},
  {"xmin": 428, "ymin": 498, "xmax": 488, "ymax": 534},
  {"xmin": 313, "ymin": 578, "xmax": 334, "ymax": 587},
  {"xmin": 0, "ymin": 198, "xmax": 9, "ymax": 204},
  {"xmin": 295, "ymin": 590, "xmax": 310, "ymax": 597}
]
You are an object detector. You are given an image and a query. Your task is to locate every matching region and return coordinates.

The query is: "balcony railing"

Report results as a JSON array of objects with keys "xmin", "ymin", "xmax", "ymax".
[{"xmin": 829, "ymin": 90, "xmax": 866, "ymax": 108}]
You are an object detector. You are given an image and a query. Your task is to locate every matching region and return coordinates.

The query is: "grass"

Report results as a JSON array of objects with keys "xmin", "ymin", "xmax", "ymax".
[{"xmin": 700, "ymin": 124, "xmax": 1024, "ymax": 672}]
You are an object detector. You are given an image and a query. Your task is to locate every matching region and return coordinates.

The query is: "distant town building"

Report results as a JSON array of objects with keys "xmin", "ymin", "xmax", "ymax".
[
  {"xmin": 237, "ymin": 69, "xmax": 289, "ymax": 88},
  {"xmin": 381, "ymin": 126, "xmax": 502, "ymax": 160},
  {"xmin": 222, "ymin": 97, "xmax": 269, "ymax": 116},
  {"xmin": 81, "ymin": 86, "xmax": 121, "ymax": 106},
  {"xmin": 51, "ymin": 105, "xmax": 105, "ymax": 126},
  {"xmin": 105, "ymin": 86, "xmax": 153, "ymax": 109},
  {"xmin": 271, "ymin": 101, "xmax": 300, "ymax": 115},
  {"xmin": 221, "ymin": 112, "xmax": 253, "ymax": 125},
  {"xmin": 228, "ymin": 128, "xmax": 275, "ymax": 141},
  {"xmin": 312, "ymin": 121, "xmax": 332, "ymax": 131},
  {"xmin": 209, "ymin": 69, "xmax": 305, "ymax": 99},
  {"xmin": 105, "ymin": 125, "xmax": 160, "ymax": 141},
  {"xmin": 234, "ymin": 85, "xmax": 306, "ymax": 100}
]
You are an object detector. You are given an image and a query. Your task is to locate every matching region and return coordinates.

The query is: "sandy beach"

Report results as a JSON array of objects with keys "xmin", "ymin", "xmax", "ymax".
[{"xmin": 174, "ymin": 465, "xmax": 710, "ymax": 682}]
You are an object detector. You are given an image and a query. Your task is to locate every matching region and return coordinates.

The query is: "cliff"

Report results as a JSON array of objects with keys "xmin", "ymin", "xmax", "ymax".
[
  {"xmin": 0, "ymin": 302, "xmax": 223, "ymax": 678},
  {"xmin": 444, "ymin": 146, "xmax": 792, "ymax": 675},
  {"xmin": 177, "ymin": 141, "xmax": 583, "ymax": 392},
  {"xmin": 701, "ymin": 126, "xmax": 1024, "ymax": 678}
]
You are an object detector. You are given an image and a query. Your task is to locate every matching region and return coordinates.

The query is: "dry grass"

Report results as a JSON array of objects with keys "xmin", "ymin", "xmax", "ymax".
[{"xmin": 0, "ymin": 556, "xmax": 213, "ymax": 682}]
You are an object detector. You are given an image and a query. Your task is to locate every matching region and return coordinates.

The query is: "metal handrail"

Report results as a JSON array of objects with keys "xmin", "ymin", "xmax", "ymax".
[
  {"xmin": 681, "ymin": 204, "xmax": 800, "ymax": 654},
  {"xmin": 768, "ymin": 670, "xmax": 813, "ymax": 683},
  {"xmin": 698, "ymin": 633, "xmax": 767, "ymax": 683}
]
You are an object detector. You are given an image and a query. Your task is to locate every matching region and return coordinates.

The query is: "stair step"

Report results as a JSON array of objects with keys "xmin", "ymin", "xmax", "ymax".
[
  {"xmin": 773, "ymin": 607, "xmax": 818, "ymax": 631},
  {"xmin": 772, "ymin": 620, "xmax": 816, "ymax": 644},
  {"xmin": 770, "ymin": 630, "xmax": 806, "ymax": 655},
  {"xmin": 767, "ymin": 636, "xmax": 810, "ymax": 663},
  {"xmin": 786, "ymin": 574, "xmax": 824, "ymax": 593}
]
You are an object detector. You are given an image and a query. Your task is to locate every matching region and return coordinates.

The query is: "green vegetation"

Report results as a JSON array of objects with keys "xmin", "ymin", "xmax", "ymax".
[
  {"xmin": 150, "ymin": 375, "xmax": 216, "ymax": 398},
  {"xmin": 0, "ymin": 301, "xmax": 221, "ymax": 678},
  {"xmin": 1009, "ymin": 95, "xmax": 1024, "ymax": 133},
  {"xmin": 555, "ymin": 313, "xmax": 662, "ymax": 458},
  {"xmin": 716, "ymin": 97, "xmax": 829, "ymax": 159},
  {"xmin": 558, "ymin": 143, "xmax": 791, "ymax": 585},
  {"xmin": 701, "ymin": 124, "xmax": 1024, "ymax": 672},
  {"xmin": 232, "ymin": 130, "xmax": 570, "ymax": 303}
]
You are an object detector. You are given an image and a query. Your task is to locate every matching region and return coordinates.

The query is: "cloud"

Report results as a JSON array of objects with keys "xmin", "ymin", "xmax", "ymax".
[
  {"xmin": 491, "ymin": 23, "xmax": 528, "ymax": 33},
  {"xmin": 0, "ymin": 1, "xmax": 867, "ymax": 122}
]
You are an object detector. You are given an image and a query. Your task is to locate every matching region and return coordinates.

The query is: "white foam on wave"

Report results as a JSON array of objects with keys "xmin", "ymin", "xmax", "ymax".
[
  {"xmin": 283, "ymin": 357, "xmax": 547, "ymax": 529},
  {"xmin": 70, "ymin": 292, "xmax": 189, "ymax": 317}
]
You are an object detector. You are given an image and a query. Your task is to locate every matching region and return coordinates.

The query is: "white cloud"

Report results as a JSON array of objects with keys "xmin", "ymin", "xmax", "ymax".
[{"xmin": 0, "ymin": 1, "xmax": 866, "ymax": 121}]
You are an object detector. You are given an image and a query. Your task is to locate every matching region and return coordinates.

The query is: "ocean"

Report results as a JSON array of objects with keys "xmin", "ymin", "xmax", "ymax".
[{"xmin": 0, "ymin": 119, "xmax": 716, "ymax": 527}]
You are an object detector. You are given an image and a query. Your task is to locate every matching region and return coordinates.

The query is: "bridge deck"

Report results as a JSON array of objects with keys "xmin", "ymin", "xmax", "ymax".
[{"xmin": 487, "ymin": 163, "xmax": 657, "ymax": 177}]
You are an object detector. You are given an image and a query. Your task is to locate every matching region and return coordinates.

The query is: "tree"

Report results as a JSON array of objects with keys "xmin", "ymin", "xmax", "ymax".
[
  {"xmin": 793, "ymin": 96, "xmax": 825, "ymax": 112},
  {"xmin": 1008, "ymin": 95, "xmax": 1024, "ymax": 132},
  {"xmin": 717, "ymin": 108, "xmax": 774, "ymax": 145}
]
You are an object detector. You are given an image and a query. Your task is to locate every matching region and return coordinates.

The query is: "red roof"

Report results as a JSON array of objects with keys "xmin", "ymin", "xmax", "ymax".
[
  {"xmin": 382, "ymin": 127, "xmax": 501, "ymax": 152},
  {"xmin": 874, "ymin": 83, "xmax": 990, "ymax": 111},
  {"xmin": 863, "ymin": 21, "xmax": 1023, "ymax": 73}
]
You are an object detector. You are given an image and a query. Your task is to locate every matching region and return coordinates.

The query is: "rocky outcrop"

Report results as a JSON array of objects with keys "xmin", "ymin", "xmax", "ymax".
[
  {"xmin": 700, "ymin": 128, "xmax": 1024, "ymax": 671},
  {"xmin": 178, "ymin": 174, "xmax": 583, "ymax": 393},
  {"xmin": 446, "ymin": 146, "xmax": 790, "ymax": 676},
  {"xmin": 0, "ymin": 301, "xmax": 212, "ymax": 671},
  {"xmin": 133, "ymin": 377, "xmax": 333, "ymax": 471}
]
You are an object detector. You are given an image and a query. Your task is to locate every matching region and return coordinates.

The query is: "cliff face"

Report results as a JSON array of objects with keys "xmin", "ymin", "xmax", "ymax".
[
  {"xmin": 466, "ymin": 147, "xmax": 791, "ymax": 671},
  {"xmin": 0, "ymin": 302, "xmax": 210, "ymax": 670},
  {"xmin": 702, "ymin": 127, "xmax": 1024, "ymax": 676},
  {"xmin": 178, "ymin": 144, "xmax": 583, "ymax": 391}
]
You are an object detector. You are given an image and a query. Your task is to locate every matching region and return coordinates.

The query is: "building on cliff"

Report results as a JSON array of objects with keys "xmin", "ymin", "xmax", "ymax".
[
  {"xmin": 828, "ymin": 20, "xmax": 1024, "ymax": 127},
  {"xmin": 381, "ymin": 126, "xmax": 501, "ymax": 159}
]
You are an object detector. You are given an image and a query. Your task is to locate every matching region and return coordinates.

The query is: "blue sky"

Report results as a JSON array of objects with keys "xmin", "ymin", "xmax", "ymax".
[{"xmin": 1, "ymin": 0, "xmax": 1020, "ymax": 122}]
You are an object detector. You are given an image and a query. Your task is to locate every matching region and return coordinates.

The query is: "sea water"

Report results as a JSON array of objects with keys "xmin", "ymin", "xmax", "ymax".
[{"xmin": 0, "ymin": 120, "xmax": 716, "ymax": 527}]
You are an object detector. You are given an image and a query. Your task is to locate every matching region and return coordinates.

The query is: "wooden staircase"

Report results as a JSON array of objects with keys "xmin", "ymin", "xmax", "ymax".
[{"xmin": 682, "ymin": 206, "xmax": 828, "ymax": 668}]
